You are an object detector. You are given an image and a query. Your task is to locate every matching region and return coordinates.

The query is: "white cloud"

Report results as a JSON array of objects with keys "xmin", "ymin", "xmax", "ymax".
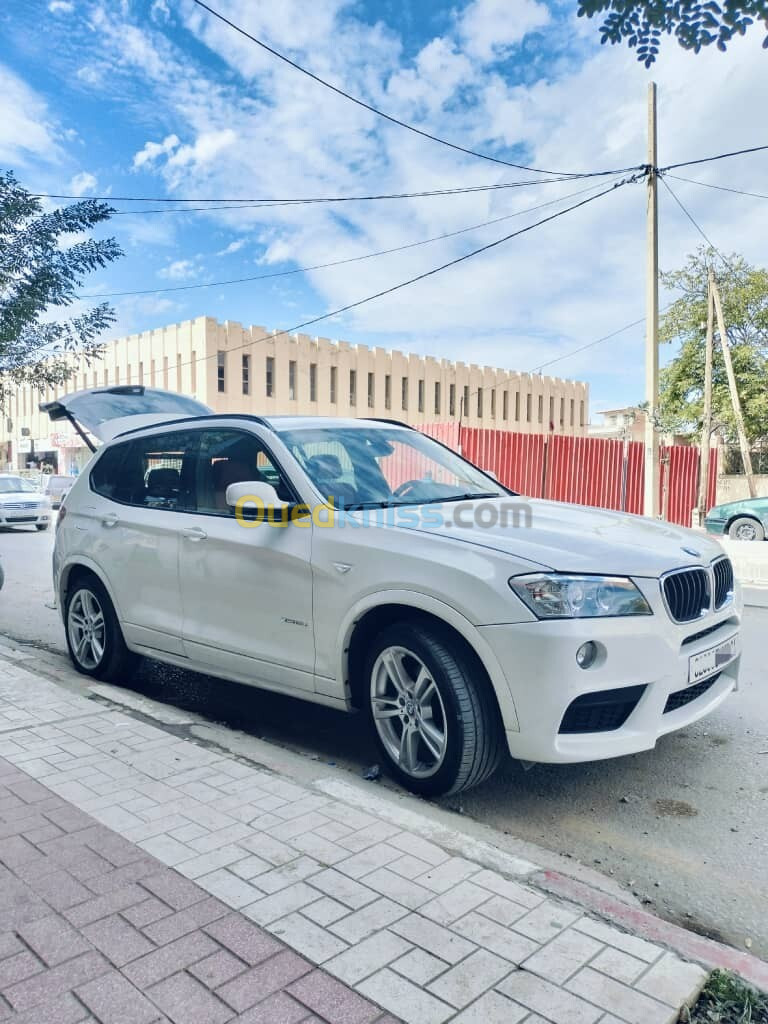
[
  {"xmin": 0, "ymin": 64, "xmax": 61, "ymax": 167},
  {"xmin": 132, "ymin": 134, "xmax": 180, "ymax": 170},
  {"xmin": 68, "ymin": 171, "xmax": 97, "ymax": 195},
  {"xmin": 159, "ymin": 259, "xmax": 198, "ymax": 280},
  {"xmin": 457, "ymin": 0, "xmax": 551, "ymax": 61},
  {"xmin": 48, "ymin": 0, "xmax": 74, "ymax": 13},
  {"xmin": 217, "ymin": 239, "xmax": 247, "ymax": 256}
]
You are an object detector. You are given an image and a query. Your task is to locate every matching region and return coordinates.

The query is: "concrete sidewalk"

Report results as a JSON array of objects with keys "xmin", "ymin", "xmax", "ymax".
[{"xmin": 0, "ymin": 649, "xmax": 757, "ymax": 1024}]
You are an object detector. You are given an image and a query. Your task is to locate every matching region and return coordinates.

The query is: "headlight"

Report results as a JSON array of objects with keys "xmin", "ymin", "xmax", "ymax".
[{"xmin": 509, "ymin": 573, "xmax": 653, "ymax": 619}]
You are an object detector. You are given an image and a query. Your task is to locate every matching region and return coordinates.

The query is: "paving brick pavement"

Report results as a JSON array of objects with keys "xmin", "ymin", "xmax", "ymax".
[{"xmin": 0, "ymin": 656, "xmax": 709, "ymax": 1023}]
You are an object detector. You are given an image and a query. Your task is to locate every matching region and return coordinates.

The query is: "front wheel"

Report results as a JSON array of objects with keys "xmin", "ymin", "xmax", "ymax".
[
  {"xmin": 364, "ymin": 621, "xmax": 503, "ymax": 797},
  {"xmin": 728, "ymin": 516, "xmax": 764, "ymax": 542},
  {"xmin": 64, "ymin": 576, "xmax": 137, "ymax": 681}
]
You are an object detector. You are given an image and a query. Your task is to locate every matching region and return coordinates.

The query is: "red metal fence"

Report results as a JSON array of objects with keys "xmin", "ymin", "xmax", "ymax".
[{"xmin": 418, "ymin": 425, "xmax": 717, "ymax": 527}]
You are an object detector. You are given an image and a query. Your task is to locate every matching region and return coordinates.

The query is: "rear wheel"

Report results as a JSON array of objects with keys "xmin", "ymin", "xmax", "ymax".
[
  {"xmin": 728, "ymin": 516, "xmax": 764, "ymax": 542},
  {"xmin": 64, "ymin": 576, "xmax": 137, "ymax": 681},
  {"xmin": 364, "ymin": 621, "xmax": 503, "ymax": 797}
]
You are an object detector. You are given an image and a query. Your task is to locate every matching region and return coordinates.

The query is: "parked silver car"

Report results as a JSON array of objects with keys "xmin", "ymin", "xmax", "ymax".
[{"xmin": 0, "ymin": 474, "xmax": 52, "ymax": 531}]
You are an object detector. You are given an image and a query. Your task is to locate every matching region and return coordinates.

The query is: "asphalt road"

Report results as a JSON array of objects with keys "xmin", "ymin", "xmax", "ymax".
[{"xmin": 1, "ymin": 520, "xmax": 766, "ymax": 959}]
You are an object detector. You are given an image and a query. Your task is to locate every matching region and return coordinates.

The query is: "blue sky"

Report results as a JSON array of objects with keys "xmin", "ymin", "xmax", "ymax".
[{"xmin": 1, "ymin": 0, "xmax": 766, "ymax": 417}]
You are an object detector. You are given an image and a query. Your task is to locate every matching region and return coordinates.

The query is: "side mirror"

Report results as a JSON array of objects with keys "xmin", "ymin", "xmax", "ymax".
[{"xmin": 225, "ymin": 480, "xmax": 287, "ymax": 510}]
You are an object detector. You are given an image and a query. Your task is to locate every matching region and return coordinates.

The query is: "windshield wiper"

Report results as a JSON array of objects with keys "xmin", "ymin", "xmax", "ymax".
[{"xmin": 420, "ymin": 492, "xmax": 502, "ymax": 504}]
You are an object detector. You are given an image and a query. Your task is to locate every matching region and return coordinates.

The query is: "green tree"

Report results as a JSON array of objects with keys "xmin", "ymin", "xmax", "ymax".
[
  {"xmin": 577, "ymin": 1, "xmax": 768, "ymax": 66},
  {"xmin": 0, "ymin": 170, "xmax": 121, "ymax": 410},
  {"xmin": 659, "ymin": 247, "xmax": 768, "ymax": 443}
]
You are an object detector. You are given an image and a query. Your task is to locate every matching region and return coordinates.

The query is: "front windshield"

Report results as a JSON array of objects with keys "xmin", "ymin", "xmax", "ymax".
[
  {"xmin": 278, "ymin": 425, "xmax": 504, "ymax": 508},
  {"xmin": 0, "ymin": 477, "xmax": 35, "ymax": 494}
]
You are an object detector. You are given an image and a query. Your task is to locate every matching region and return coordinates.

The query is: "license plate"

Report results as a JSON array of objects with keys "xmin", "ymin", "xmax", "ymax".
[{"xmin": 688, "ymin": 634, "xmax": 740, "ymax": 684}]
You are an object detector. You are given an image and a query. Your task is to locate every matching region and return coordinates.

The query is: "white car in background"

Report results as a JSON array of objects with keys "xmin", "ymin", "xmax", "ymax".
[
  {"xmin": 0, "ymin": 474, "xmax": 52, "ymax": 531},
  {"xmin": 44, "ymin": 386, "xmax": 742, "ymax": 796}
]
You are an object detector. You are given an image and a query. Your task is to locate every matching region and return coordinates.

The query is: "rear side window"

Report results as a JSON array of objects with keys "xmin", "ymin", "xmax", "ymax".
[{"xmin": 90, "ymin": 431, "xmax": 201, "ymax": 510}]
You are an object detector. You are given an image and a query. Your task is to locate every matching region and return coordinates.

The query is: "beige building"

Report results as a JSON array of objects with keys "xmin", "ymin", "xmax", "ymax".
[{"xmin": 1, "ymin": 316, "xmax": 589, "ymax": 473}]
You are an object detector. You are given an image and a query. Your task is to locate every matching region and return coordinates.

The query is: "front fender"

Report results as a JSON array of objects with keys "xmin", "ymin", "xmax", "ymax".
[{"xmin": 337, "ymin": 588, "xmax": 520, "ymax": 731}]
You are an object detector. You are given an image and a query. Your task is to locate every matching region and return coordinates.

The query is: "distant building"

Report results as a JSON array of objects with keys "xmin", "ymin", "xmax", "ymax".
[
  {"xmin": 588, "ymin": 407, "xmax": 645, "ymax": 442},
  {"xmin": 1, "ymin": 316, "xmax": 589, "ymax": 473}
]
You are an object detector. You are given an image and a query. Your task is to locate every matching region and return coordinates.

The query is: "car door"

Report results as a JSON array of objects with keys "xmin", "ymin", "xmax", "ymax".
[
  {"xmin": 88, "ymin": 428, "xmax": 201, "ymax": 656},
  {"xmin": 178, "ymin": 426, "xmax": 315, "ymax": 694}
]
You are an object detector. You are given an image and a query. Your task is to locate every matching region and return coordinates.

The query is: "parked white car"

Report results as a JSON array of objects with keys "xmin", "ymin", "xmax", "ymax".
[
  {"xmin": 0, "ymin": 474, "xmax": 52, "ymax": 531},
  {"xmin": 44, "ymin": 386, "xmax": 742, "ymax": 796}
]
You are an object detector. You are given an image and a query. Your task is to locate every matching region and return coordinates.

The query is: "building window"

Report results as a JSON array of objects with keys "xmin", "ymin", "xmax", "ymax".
[
  {"xmin": 449, "ymin": 383, "xmax": 455, "ymax": 416},
  {"xmin": 418, "ymin": 379, "xmax": 424, "ymax": 413},
  {"xmin": 503, "ymin": 391, "xmax": 509, "ymax": 420},
  {"xmin": 104, "ymin": 369, "xmax": 109, "ymax": 386},
  {"xmin": 367, "ymin": 372, "xmax": 375, "ymax": 409},
  {"xmin": 434, "ymin": 381, "xmax": 441, "ymax": 415},
  {"xmin": 349, "ymin": 369, "xmax": 357, "ymax": 406},
  {"xmin": 477, "ymin": 388, "xmax": 483, "ymax": 418},
  {"xmin": 330, "ymin": 366, "xmax": 337, "ymax": 404},
  {"xmin": 526, "ymin": 394, "xmax": 532, "ymax": 422},
  {"xmin": 384, "ymin": 374, "xmax": 391, "ymax": 410},
  {"xmin": 515, "ymin": 392, "xmax": 520, "ymax": 421},
  {"xmin": 266, "ymin": 356, "xmax": 274, "ymax": 397},
  {"xmin": 126, "ymin": 364, "xmax": 131, "ymax": 386},
  {"xmin": 570, "ymin": 398, "xmax": 575, "ymax": 426},
  {"xmin": 217, "ymin": 352, "xmax": 225, "ymax": 393},
  {"xmin": 538, "ymin": 395, "xmax": 543, "ymax": 424},
  {"xmin": 580, "ymin": 399, "xmax": 585, "ymax": 427},
  {"xmin": 242, "ymin": 354, "xmax": 250, "ymax": 395},
  {"xmin": 401, "ymin": 376, "xmax": 408, "ymax": 411},
  {"xmin": 463, "ymin": 385, "xmax": 469, "ymax": 418},
  {"xmin": 176, "ymin": 354, "xmax": 182, "ymax": 389},
  {"xmin": 491, "ymin": 389, "xmax": 496, "ymax": 419},
  {"xmin": 549, "ymin": 396, "xmax": 554, "ymax": 429},
  {"xmin": 139, "ymin": 362, "xmax": 144, "ymax": 385},
  {"xmin": 309, "ymin": 363, "xmax": 317, "ymax": 402},
  {"xmin": 560, "ymin": 397, "xmax": 565, "ymax": 427},
  {"xmin": 289, "ymin": 360, "xmax": 297, "ymax": 401}
]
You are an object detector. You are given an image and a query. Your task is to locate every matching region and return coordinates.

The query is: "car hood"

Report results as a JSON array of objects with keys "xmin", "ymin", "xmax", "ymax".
[
  {"xmin": 0, "ymin": 491, "xmax": 44, "ymax": 503},
  {"xmin": 391, "ymin": 497, "xmax": 726, "ymax": 577}
]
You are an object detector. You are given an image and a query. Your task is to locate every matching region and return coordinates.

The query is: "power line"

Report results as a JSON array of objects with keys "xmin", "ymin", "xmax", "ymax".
[
  {"xmin": 191, "ymin": 0, "xmax": 638, "ymax": 181},
  {"xmin": 659, "ymin": 175, "xmax": 741, "ymax": 278},
  {"xmin": 665, "ymin": 173, "xmax": 768, "ymax": 201},
  {"xmin": 84, "ymin": 179, "xmax": 617, "ymax": 299},
  {"xmin": 127, "ymin": 176, "xmax": 633, "ymax": 383},
  {"xmin": 659, "ymin": 143, "xmax": 768, "ymax": 173},
  {"xmin": 33, "ymin": 174, "xmax": 602, "ymax": 206}
]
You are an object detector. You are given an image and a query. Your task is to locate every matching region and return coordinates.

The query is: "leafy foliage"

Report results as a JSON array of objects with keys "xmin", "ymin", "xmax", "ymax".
[
  {"xmin": 683, "ymin": 968, "xmax": 768, "ymax": 1023},
  {"xmin": 577, "ymin": 1, "xmax": 768, "ymax": 66},
  {"xmin": 0, "ymin": 170, "xmax": 121, "ymax": 410},
  {"xmin": 659, "ymin": 247, "xmax": 768, "ymax": 443}
]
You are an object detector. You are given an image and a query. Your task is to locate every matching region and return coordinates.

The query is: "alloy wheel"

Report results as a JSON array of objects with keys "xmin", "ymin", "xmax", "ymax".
[
  {"xmin": 67, "ymin": 588, "xmax": 106, "ymax": 670},
  {"xmin": 735, "ymin": 522, "xmax": 757, "ymax": 541},
  {"xmin": 370, "ymin": 645, "xmax": 448, "ymax": 778}
]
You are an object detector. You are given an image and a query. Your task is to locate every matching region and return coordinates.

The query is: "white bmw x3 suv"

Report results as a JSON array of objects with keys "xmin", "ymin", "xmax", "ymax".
[{"xmin": 44, "ymin": 386, "xmax": 741, "ymax": 796}]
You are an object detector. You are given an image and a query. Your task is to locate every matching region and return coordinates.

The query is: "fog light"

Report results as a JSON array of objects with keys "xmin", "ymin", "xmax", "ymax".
[{"xmin": 576, "ymin": 641, "xmax": 598, "ymax": 669}]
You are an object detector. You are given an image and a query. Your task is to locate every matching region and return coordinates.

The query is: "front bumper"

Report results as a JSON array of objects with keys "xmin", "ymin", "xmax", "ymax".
[
  {"xmin": 0, "ymin": 510, "xmax": 50, "ymax": 527},
  {"xmin": 480, "ymin": 579, "xmax": 741, "ymax": 764}
]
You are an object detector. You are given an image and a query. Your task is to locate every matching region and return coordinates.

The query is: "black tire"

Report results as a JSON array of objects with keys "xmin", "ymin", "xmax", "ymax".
[
  {"xmin": 64, "ymin": 573, "xmax": 138, "ymax": 681},
  {"xmin": 363, "ymin": 620, "xmax": 504, "ymax": 797},
  {"xmin": 36, "ymin": 523, "xmax": 49, "ymax": 532},
  {"xmin": 728, "ymin": 516, "xmax": 764, "ymax": 542}
]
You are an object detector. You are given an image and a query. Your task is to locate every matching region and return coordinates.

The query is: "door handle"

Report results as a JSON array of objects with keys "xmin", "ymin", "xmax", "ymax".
[
  {"xmin": 181, "ymin": 526, "xmax": 207, "ymax": 541},
  {"xmin": 101, "ymin": 513, "xmax": 119, "ymax": 528}
]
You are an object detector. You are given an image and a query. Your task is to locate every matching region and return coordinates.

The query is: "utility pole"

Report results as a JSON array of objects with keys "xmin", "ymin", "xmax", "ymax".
[
  {"xmin": 697, "ymin": 269, "xmax": 715, "ymax": 522},
  {"xmin": 711, "ymin": 274, "xmax": 757, "ymax": 498},
  {"xmin": 643, "ymin": 82, "xmax": 660, "ymax": 517}
]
